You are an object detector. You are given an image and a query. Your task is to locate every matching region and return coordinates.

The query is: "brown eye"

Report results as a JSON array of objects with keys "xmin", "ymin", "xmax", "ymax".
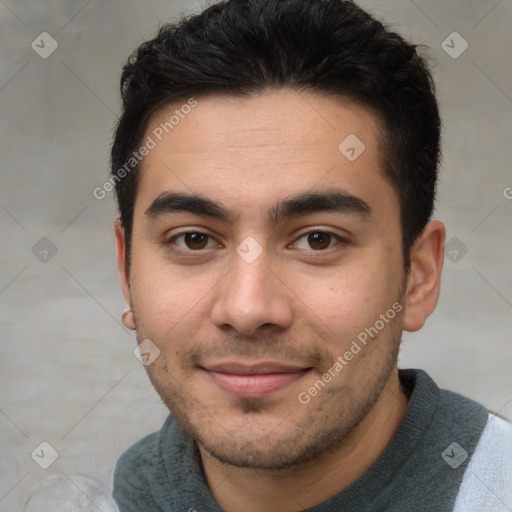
[
  {"xmin": 292, "ymin": 230, "xmax": 345, "ymax": 252},
  {"xmin": 168, "ymin": 232, "xmax": 215, "ymax": 252},
  {"xmin": 183, "ymin": 233, "xmax": 209, "ymax": 250},
  {"xmin": 307, "ymin": 232, "xmax": 332, "ymax": 250}
]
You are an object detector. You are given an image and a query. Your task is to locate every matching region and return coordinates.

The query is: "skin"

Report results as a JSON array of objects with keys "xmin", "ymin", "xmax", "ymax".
[{"xmin": 115, "ymin": 89, "xmax": 446, "ymax": 512}]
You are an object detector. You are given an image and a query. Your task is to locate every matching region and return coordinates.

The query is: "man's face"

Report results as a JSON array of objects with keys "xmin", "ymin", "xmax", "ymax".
[{"xmin": 120, "ymin": 90, "xmax": 407, "ymax": 469}]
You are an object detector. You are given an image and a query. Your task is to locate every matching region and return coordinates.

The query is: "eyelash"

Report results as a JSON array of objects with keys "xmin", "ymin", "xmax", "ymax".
[{"xmin": 165, "ymin": 230, "xmax": 347, "ymax": 254}]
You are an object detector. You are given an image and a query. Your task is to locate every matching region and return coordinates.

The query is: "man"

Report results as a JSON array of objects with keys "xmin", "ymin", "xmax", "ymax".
[{"xmin": 110, "ymin": 0, "xmax": 512, "ymax": 510}]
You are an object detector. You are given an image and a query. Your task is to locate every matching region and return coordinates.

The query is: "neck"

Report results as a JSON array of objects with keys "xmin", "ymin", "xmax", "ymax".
[{"xmin": 199, "ymin": 369, "xmax": 409, "ymax": 512}]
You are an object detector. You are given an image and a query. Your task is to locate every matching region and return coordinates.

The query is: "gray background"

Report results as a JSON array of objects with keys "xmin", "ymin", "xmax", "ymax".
[{"xmin": 1, "ymin": 0, "xmax": 511, "ymax": 510}]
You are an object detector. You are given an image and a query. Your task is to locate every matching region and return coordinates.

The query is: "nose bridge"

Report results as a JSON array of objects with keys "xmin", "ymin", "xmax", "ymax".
[
  {"xmin": 210, "ymin": 244, "xmax": 293, "ymax": 335},
  {"xmin": 231, "ymin": 252, "xmax": 270, "ymax": 302}
]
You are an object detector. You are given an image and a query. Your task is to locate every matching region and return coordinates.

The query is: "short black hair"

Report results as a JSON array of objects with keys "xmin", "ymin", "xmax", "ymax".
[{"xmin": 111, "ymin": 0, "xmax": 441, "ymax": 272}]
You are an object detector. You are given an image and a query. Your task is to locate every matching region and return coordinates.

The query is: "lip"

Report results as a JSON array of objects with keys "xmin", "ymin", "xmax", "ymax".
[{"xmin": 200, "ymin": 361, "xmax": 312, "ymax": 399}]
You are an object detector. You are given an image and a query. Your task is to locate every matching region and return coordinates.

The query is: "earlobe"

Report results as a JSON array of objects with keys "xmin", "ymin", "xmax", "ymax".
[
  {"xmin": 114, "ymin": 219, "xmax": 136, "ymax": 330},
  {"xmin": 402, "ymin": 220, "xmax": 446, "ymax": 332},
  {"xmin": 122, "ymin": 307, "xmax": 136, "ymax": 330}
]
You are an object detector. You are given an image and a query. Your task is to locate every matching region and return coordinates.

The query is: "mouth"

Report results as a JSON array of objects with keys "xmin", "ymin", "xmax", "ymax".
[{"xmin": 199, "ymin": 361, "xmax": 313, "ymax": 399}]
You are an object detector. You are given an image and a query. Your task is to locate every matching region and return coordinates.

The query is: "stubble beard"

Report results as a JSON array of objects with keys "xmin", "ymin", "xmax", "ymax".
[{"xmin": 143, "ymin": 325, "xmax": 402, "ymax": 471}]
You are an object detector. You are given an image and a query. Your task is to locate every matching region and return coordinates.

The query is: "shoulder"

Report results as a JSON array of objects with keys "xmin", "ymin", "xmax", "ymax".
[
  {"xmin": 113, "ymin": 416, "xmax": 173, "ymax": 512},
  {"xmin": 115, "ymin": 429, "xmax": 162, "ymax": 481},
  {"xmin": 454, "ymin": 413, "xmax": 512, "ymax": 511}
]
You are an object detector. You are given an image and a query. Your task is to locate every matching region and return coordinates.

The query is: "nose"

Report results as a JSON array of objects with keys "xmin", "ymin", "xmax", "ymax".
[{"xmin": 209, "ymin": 247, "xmax": 294, "ymax": 336}]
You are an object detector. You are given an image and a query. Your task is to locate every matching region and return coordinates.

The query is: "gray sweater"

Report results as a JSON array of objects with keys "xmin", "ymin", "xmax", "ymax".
[{"xmin": 112, "ymin": 369, "xmax": 495, "ymax": 511}]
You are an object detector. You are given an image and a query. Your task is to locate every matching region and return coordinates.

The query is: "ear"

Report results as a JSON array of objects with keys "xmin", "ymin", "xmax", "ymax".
[
  {"xmin": 402, "ymin": 220, "xmax": 446, "ymax": 332},
  {"xmin": 114, "ymin": 219, "xmax": 136, "ymax": 330}
]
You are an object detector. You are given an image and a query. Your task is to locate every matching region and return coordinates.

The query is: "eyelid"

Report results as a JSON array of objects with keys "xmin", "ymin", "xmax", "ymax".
[
  {"xmin": 290, "ymin": 224, "xmax": 350, "ymax": 240},
  {"xmin": 164, "ymin": 227, "xmax": 348, "ymax": 254},
  {"xmin": 289, "ymin": 229, "xmax": 347, "ymax": 250},
  {"xmin": 165, "ymin": 229, "xmax": 221, "ymax": 252}
]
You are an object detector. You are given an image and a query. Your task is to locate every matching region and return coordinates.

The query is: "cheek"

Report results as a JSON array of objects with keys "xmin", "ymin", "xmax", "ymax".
[
  {"xmin": 129, "ymin": 247, "xmax": 211, "ymax": 334},
  {"xmin": 291, "ymin": 258, "xmax": 400, "ymax": 339}
]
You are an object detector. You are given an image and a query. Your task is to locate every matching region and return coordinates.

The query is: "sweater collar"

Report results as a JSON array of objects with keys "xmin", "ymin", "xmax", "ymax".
[{"xmin": 148, "ymin": 369, "xmax": 438, "ymax": 511}]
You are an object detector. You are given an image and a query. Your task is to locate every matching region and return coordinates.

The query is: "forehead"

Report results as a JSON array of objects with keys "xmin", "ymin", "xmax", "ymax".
[{"xmin": 135, "ymin": 89, "xmax": 397, "ymax": 221}]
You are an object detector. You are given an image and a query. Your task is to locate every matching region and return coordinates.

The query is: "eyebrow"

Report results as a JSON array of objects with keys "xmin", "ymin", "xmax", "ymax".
[{"xmin": 145, "ymin": 190, "xmax": 372, "ymax": 226}]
